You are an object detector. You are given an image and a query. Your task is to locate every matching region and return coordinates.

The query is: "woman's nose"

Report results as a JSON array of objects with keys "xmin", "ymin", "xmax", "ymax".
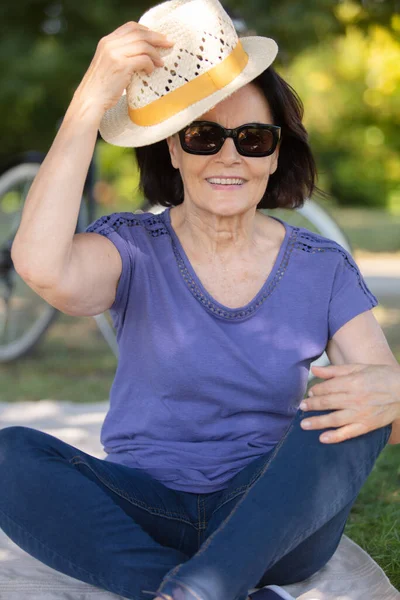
[{"xmin": 217, "ymin": 136, "xmax": 240, "ymax": 159}]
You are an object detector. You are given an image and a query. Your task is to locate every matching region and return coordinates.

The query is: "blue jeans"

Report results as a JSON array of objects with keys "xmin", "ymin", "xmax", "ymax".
[{"xmin": 0, "ymin": 409, "xmax": 392, "ymax": 600}]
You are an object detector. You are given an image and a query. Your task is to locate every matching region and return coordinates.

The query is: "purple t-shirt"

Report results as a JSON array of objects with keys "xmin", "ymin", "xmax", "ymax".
[{"xmin": 85, "ymin": 207, "xmax": 378, "ymax": 493}]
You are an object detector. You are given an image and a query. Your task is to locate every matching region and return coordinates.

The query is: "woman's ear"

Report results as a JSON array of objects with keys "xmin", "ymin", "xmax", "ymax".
[{"xmin": 166, "ymin": 134, "xmax": 179, "ymax": 170}]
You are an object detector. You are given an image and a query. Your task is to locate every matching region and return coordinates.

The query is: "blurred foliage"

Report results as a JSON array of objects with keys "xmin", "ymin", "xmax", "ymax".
[
  {"xmin": 284, "ymin": 18, "xmax": 400, "ymax": 211},
  {"xmin": 0, "ymin": 0, "xmax": 399, "ymax": 211},
  {"xmin": 93, "ymin": 144, "xmax": 144, "ymax": 213},
  {"xmin": 0, "ymin": 1, "xmax": 150, "ymax": 157}
]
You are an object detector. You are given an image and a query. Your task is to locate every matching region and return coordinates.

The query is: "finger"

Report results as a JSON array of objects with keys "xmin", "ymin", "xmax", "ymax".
[
  {"xmin": 125, "ymin": 30, "xmax": 174, "ymax": 46},
  {"xmin": 308, "ymin": 391, "xmax": 391, "ymax": 413},
  {"xmin": 301, "ymin": 392, "xmax": 350, "ymax": 411},
  {"xmin": 310, "ymin": 363, "xmax": 365, "ymax": 384},
  {"xmin": 106, "ymin": 39, "xmax": 167, "ymax": 68},
  {"xmin": 308, "ymin": 372, "xmax": 362, "ymax": 396},
  {"xmin": 300, "ymin": 408, "xmax": 353, "ymax": 431},
  {"xmin": 107, "ymin": 29, "xmax": 174, "ymax": 48},
  {"xmin": 318, "ymin": 421, "xmax": 370, "ymax": 444},
  {"xmin": 123, "ymin": 40, "xmax": 168, "ymax": 66},
  {"xmin": 147, "ymin": 31, "xmax": 175, "ymax": 46}
]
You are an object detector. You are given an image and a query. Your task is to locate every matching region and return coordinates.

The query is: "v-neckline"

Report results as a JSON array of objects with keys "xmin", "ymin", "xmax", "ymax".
[{"xmin": 161, "ymin": 207, "xmax": 294, "ymax": 321}]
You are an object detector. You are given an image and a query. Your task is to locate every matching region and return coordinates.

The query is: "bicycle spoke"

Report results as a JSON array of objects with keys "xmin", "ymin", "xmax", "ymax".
[{"xmin": 0, "ymin": 159, "xmax": 58, "ymax": 361}]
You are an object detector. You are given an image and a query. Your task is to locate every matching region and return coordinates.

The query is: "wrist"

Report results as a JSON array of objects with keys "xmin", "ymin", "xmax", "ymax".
[{"xmin": 65, "ymin": 90, "xmax": 105, "ymax": 129}]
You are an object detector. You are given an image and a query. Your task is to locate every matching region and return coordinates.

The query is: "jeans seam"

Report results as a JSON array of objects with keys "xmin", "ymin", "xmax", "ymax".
[
  {"xmin": 210, "ymin": 466, "xmax": 271, "ymax": 516},
  {"xmin": 0, "ymin": 505, "xmax": 141, "ymax": 600},
  {"xmin": 197, "ymin": 495, "xmax": 207, "ymax": 549},
  {"xmin": 197, "ymin": 495, "xmax": 201, "ymax": 549},
  {"xmin": 158, "ymin": 411, "xmax": 302, "ymax": 592},
  {"xmin": 69, "ymin": 456, "xmax": 192, "ymax": 524}
]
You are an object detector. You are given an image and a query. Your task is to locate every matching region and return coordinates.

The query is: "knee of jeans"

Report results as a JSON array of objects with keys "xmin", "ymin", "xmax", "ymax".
[{"xmin": 0, "ymin": 426, "xmax": 41, "ymax": 459}]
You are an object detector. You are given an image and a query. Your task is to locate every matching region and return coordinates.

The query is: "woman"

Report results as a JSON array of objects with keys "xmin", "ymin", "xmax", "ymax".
[{"xmin": 4, "ymin": 1, "xmax": 400, "ymax": 600}]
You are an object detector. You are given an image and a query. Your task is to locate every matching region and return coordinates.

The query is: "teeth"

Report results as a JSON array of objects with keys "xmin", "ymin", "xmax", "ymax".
[{"xmin": 207, "ymin": 178, "xmax": 245, "ymax": 185}]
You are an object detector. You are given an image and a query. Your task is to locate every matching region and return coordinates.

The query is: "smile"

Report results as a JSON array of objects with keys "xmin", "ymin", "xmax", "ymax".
[{"xmin": 206, "ymin": 179, "xmax": 246, "ymax": 189}]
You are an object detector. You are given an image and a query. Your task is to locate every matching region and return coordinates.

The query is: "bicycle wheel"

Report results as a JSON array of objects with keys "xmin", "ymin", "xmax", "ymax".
[
  {"xmin": 142, "ymin": 198, "xmax": 352, "ymax": 378},
  {"xmin": 0, "ymin": 154, "xmax": 60, "ymax": 362}
]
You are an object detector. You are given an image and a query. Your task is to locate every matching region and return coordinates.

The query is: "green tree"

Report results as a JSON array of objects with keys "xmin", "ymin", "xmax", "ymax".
[
  {"xmin": 283, "ymin": 14, "xmax": 400, "ymax": 211},
  {"xmin": 0, "ymin": 1, "xmax": 150, "ymax": 157}
]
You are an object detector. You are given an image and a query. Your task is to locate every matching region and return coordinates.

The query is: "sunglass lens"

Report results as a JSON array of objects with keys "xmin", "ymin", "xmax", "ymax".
[
  {"xmin": 185, "ymin": 125, "xmax": 221, "ymax": 152},
  {"xmin": 183, "ymin": 124, "xmax": 221, "ymax": 152},
  {"xmin": 238, "ymin": 127, "xmax": 274, "ymax": 154}
]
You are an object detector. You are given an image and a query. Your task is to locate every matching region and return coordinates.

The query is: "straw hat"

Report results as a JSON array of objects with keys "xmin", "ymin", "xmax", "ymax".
[{"xmin": 99, "ymin": 0, "xmax": 278, "ymax": 148}]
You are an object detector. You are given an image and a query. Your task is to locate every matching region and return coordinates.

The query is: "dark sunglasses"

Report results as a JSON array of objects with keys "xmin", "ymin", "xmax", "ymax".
[{"xmin": 178, "ymin": 120, "xmax": 281, "ymax": 157}]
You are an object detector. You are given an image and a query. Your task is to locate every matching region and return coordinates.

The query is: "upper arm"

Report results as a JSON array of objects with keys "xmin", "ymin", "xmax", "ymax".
[
  {"xmin": 30, "ymin": 232, "xmax": 123, "ymax": 317},
  {"xmin": 326, "ymin": 309, "xmax": 398, "ymax": 367},
  {"xmin": 324, "ymin": 242, "xmax": 393, "ymax": 366}
]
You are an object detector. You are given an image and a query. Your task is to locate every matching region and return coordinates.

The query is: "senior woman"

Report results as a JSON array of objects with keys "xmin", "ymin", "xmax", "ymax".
[{"xmin": 3, "ymin": 1, "xmax": 400, "ymax": 600}]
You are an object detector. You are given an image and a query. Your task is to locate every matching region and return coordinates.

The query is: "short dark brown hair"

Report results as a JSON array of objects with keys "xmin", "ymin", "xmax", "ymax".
[{"xmin": 134, "ymin": 65, "xmax": 317, "ymax": 210}]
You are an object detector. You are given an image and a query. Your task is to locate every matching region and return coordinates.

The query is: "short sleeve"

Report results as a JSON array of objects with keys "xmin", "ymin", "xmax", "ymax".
[
  {"xmin": 85, "ymin": 213, "xmax": 135, "ymax": 321},
  {"xmin": 328, "ymin": 247, "xmax": 378, "ymax": 340}
]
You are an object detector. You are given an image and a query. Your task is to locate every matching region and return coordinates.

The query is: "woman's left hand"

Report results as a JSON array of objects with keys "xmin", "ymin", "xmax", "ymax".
[{"xmin": 299, "ymin": 363, "xmax": 400, "ymax": 443}]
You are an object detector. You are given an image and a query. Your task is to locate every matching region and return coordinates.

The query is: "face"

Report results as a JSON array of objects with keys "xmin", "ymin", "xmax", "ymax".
[{"xmin": 166, "ymin": 82, "xmax": 280, "ymax": 217}]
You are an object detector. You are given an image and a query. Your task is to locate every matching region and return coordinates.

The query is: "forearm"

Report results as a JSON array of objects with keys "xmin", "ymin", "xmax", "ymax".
[
  {"xmin": 11, "ymin": 92, "xmax": 104, "ymax": 289},
  {"xmin": 387, "ymin": 366, "xmax": 400, "ymax": 444},
  {"xmin": 387, "ymin": 417, "xmax": 400, "ymax": 445}
]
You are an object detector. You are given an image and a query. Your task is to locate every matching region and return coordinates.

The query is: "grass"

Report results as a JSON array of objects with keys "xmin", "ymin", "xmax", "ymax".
[
  {"xmin": 325, "ymin": 203, "xmax": 400, "ymax": 254},
  {"xmin": 343, "ymin": 447, "xmax": 400, "ymax": 588},
  {"xmin": 264, "ymin": 198, "xmax": 400, "ymax": 254},
  {"xmin": 0, "ymin": 315, "xmax": 117, "ymax": 404},
  {"xmin": 1, "ymin": 203, "xmax": 399, "ymax": 590}
]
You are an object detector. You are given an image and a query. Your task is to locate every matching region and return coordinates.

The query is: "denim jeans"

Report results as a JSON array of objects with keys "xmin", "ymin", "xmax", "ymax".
[{"xmin": 0, "ymin": 408, "xmax": 392, "ymax": 600}]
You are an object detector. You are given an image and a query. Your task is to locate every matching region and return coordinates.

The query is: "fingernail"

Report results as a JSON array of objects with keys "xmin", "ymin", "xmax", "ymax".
[
  {"xmin": 308, "ymin": 390, "xmax": 314, "ymax": 397},
  {"xmin": 299, "ymin": 401, "xmax": 308, "ymax": 410},
  {"xmin": 302, "ymin": 420, "xmax": 311, "ymax": 428}
]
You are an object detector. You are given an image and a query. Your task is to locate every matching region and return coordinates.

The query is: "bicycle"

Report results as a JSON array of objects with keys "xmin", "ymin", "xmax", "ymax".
[{"xmin": 0, "ymin": 131, "xmax": 352, "ymax": 376}]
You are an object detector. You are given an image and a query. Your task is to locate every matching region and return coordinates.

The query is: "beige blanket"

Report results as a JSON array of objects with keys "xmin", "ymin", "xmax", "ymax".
[{"xmin": 0, "ymin": 400, "xmax": 398, "ymax": 600}]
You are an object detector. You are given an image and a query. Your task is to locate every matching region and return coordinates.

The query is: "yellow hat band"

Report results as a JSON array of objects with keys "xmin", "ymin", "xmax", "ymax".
[{"xmin": 128, "ymin": 40, "xmax": 249, "ymax": 127}]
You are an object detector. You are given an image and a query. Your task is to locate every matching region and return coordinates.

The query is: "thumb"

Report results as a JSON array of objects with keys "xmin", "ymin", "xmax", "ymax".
[{"xmin": 310, "ymin": 363, "xmax": 364, "ymax": 379}]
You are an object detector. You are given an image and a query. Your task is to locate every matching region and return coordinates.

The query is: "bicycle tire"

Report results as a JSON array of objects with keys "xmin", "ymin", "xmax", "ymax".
[{"xmin": 0, "ymin": 154, "xmax": 87, "ymax": 363}]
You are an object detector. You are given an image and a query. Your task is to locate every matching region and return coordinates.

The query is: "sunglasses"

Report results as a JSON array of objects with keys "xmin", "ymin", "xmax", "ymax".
[{"xmin": 178, "ymin": 120, "xmax": 281, "ymax": 157}]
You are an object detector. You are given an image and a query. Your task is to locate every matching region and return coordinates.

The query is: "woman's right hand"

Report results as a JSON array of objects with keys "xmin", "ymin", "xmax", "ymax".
[{"xmin": 73, "ymin": 21, "xmax": 175, "ymax": 115}]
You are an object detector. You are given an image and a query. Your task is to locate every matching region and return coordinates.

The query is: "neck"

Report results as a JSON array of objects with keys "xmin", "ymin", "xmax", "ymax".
[{"xmin": 170, "ymin": 204, "xmax": 264, "ymax": 261}]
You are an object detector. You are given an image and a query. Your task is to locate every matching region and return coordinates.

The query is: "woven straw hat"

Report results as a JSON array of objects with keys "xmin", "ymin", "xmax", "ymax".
[{"xmin": 99, "ymin": 0, "xmax": 278, "ymax": 148}]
